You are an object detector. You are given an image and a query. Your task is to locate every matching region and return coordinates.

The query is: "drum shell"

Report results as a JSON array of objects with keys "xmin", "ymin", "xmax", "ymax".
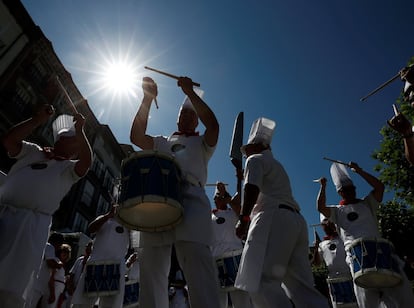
[
  {"xmin": 326, "ymin": 276, "xmax": 357, "ymax": 307},
  {"xmin": 348, "ymin": 237, "xmax": 402, "ymax": 289},
  {"xmin": 117, "ymin": 151, "xmax": 184, "ymax": 232},
  {"xmin": 215, "ymin": 249, "xmax": 243, "ymax": 291},
  {"xmin": 84, "ymin": 261, "xmax": 121, "ymax": 297}
]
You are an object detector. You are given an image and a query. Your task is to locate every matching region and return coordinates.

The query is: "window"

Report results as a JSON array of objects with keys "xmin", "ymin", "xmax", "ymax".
[
  {"xmin": 97, "ymin": 195, "xmax": 110, "ymax": 216},
  {"xmin": 81, "ymin": 180, "xmax": 94, "ymax": 207},
  {"xmin": 92, "ymin": 155, "xmax": 104, "ymax": 179},
  {"xmin": 72, "ymin": 212, "xmax": 88, "ymax": 233}
]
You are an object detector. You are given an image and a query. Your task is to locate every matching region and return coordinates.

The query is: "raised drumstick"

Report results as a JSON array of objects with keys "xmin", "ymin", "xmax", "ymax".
[{"xmin": 144, "ymin": 66, "xmax": 201, "ymax": 87}]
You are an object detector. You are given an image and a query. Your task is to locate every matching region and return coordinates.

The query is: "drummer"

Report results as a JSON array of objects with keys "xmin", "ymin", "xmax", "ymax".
[
  {"xmin": 210, "ymin": 181, "xmax": 252, "ymax": 308},
  {"xmin": 387, "ymin": 65, "xmax": 414, "ymax": 165},
  {"xmin": 130, "ymin": 76, "xmax": 220, "ymax": 308},
  {"xmin": 316, "ymin": 162, "xmax": 414, "ymax": 307},
  {"xmin": 70, "ymin": 205, "xmax": 130, "ymax": 308},
  {"xmin": 312, "ymin": 212, "xmax": 357, "ymax": 308}
]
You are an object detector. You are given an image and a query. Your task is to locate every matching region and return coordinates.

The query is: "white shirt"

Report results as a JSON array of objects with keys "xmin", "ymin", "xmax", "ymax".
[
  {"xmin": 211, "ymin": 208, "xmax": 243, "ymax": 258},
  {"xmin": 0, "ymin": 141, "xmax": 79, "ymax": 214},
  {"xmin": 329, "ymin": 192, "xmax": 380, "ymax": 247},
  {"xmin": 319, "ymin": 236, "xmax": 351, "ymax": 278}
]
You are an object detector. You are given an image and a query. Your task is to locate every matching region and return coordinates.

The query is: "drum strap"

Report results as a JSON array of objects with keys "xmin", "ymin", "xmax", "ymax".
[{"xmin": 185, "ymin": 173, "xmax": 202, "ymax": 187}]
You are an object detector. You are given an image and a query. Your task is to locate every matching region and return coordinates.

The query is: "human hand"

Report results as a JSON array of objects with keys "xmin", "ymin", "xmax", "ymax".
[
  {"xmin": 314, "ymin": 177, "xmax": 327, "ymax": 187},
  {"xmin": 348, "ymin": 161, "xmax": 362, "ymax": 173},
  {"xmin": 142, "ymin": 77, "xmax": 157, "ymax": 100},
  {"xmin": 216, "ymin": 182, "xmax": 227, "ymax": 195},
  {"xmin": 387, "ymin": 113, "xmax": 412, "ymax": 136},
  {"xmin": 400, "ymin": 65, "xmax": 414, "ymax": 84},
  {"xmin": 177, "ymin": 77, "xmax": 194, "ymax": 96}
]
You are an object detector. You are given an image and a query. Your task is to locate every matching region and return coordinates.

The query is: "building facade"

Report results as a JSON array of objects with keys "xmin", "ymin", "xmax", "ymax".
[{"xmin": 0, "ymin": 0, "xmax": 134, "ymax": 243}]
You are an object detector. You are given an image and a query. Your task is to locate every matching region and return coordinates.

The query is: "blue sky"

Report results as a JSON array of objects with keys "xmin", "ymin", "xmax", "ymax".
[{"xmin": 21, "ymin": 0, "xmax": 414, "ymax": 239}]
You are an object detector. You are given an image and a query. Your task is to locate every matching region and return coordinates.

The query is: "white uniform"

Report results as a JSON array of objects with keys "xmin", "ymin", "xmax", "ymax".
[
  {"xmin": 235, "ymin": 149, "xmax": 329, "ymax": 307},
  {"xmin": 211, "ymin": 208, "xmax": 252, "ymax": 308},
  {"xmin": 29, "ymin": 243, "xmax": 56, "ymax": 308},
  {"xmin": 138, "ymin": 134, "xmax": 221, "ymax": 308},
  {"xmin": 123, "ymin": 255, "xmax": 140, "ymax": 308},
  {"xmin": 0, "ymin": 141, "xmax": 79, "ymax": 307},
  {"xmin": 318, "ymin": 236, "xmax": 357, "ymax": 308},
  {"xmin": 330, "ymin": 192, "xmax": 414, "ymax": 308},
  {"xmin": 65, "ymin": 255, "xmax": 88, "ymax": 308},
  {"xmin": 48, "ymin": 262, "xmax": 66, "ymax": 308},
  {"xmin": 71, "ymin": 218, "xmax": 129, "ymax": 308},
  {"xmin": 69, "ymin": 255, "xmax": 88, "ymax": 292}
]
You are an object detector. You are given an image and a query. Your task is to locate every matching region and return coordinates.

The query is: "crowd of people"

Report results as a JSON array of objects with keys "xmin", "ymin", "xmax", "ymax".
[{"xmin": 0, "ymin": 63, "xmax": 413, "ymax": 308}]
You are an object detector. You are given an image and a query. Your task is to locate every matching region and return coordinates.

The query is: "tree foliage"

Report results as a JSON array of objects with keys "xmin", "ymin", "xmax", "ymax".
[{"xmin": 371, "ymin": 57, "xmax": 414, "ymax": 263}]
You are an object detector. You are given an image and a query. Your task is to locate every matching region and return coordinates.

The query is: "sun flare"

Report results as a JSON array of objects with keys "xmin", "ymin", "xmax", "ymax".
[{"xmin": 101, "ymin": 61, "xmax": 139, "ymax": 97}]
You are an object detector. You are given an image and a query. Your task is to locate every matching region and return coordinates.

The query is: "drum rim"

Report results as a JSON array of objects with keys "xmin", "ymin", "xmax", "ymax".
[
  {"xmin": 120, "ymin": 196, "xmax": 183, "ymax": 209},
  {"xmin": 326, "ymin": 275, "xmax": 353, "ymax": 283},
  {"xmin": 215, "ymin": 248, "xmax": 244, "ymax": 260},
  {"xmin": 348, "ymin": 237, "xmax": 395, "ymax": 249},
  {"xmin": 122, "ymin": 150, "xmax": 181, "ymax": 169},
  {"xmin": 116, "ymin": 210, "xmax": 183, "ymax": 232},
  {"xmin": 86, "ymin": 260, "xmax": 121, "ymax": 266},
  {"xmin": 354, "ymin": 269, "xmax": 402, "ymax": 288}
]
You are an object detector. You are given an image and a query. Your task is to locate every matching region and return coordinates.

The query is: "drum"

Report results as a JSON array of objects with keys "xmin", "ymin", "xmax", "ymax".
[
  {"xmin": 84, "ymin": 261, "xmax": 120, "ymax": 296},
  {"xmin": 123, "ymin": 279, "xmax": 139, "ymax": 308},
  {"xmin": 348, "ymin": 237, "xmax": 402, "ymax": 288},
  {"xmin": 326, "ymin": 276, "xmax": 357, "ymax": 307},
  {"xmin": 117, "ymin": 150, "xmax": 183, "ymax": 232},
  {"xmin": 215, "ymin": 249, "xmax": 243, "ymax": 291}
]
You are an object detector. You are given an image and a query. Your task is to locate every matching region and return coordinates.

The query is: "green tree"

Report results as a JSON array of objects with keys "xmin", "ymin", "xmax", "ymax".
[{"xmin": 371, "ymin": 58, "xmax": 414, "ymax": 278}]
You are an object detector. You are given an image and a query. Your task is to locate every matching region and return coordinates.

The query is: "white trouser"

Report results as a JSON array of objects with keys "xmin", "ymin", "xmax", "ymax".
[
  {"xmin": 249, "ymin": 209, "xmax": 330, "ymax": 308},
  {"xmin": 138, "ymin": 241, "xmax": 221, "ymax": 308}
]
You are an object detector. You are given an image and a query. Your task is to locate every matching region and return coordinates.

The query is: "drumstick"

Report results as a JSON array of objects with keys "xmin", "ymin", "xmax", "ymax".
[
  {"xmin": 360, "ymin": 73, "xmax": 400, "ymax": 102},
  {"xmin": 144, "ymin": 66, "xmax": 201, "ymax": 87},
  {"xmin": 205, "ymin": 183, "xmax": 228, "ymax": 187},
  {"xmin": 56, "ymin": 75, "xmax": 78, "ymax": 114},
  {"xmin": 392, "ymin": 104, "xmax": 399, "ymax": 116},
  {"xmin": 323, "ymin": 157, "xmax": 350, "ymax": 166}
]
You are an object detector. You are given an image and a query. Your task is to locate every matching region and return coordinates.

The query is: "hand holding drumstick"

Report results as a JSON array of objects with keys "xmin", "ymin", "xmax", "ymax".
[{"xmin": 387, "ymin": 104, "xmax": 413, "ymax": 138}]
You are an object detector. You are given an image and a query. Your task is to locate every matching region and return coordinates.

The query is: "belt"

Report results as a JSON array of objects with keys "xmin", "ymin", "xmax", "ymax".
[
  {"xmin": 54, "ymin": 279, "xmax": 65, "ymax": 284},
  {"xmin": 279, "ymin": 204, "xmax": 299, "ymax": 214}
]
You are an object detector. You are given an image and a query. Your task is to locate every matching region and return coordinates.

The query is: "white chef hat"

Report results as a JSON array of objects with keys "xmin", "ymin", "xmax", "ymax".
[
  {"xmin": 52, "ymin": 114, "xmax": 76, "ymax": 142},
  {"xmin": 178, "ymin": 89, "xmax": 204, "ymax": 116},
  {"xmin": 330, "ymin": 162, "xmax": 354, "ymax": 192},
  {"xmin": 241, "ymin": 117, "xmax": 276, "ymax": 154}
]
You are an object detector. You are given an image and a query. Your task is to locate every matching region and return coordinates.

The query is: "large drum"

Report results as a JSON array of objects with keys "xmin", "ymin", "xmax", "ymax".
[
  {"xmin": 347, "ymin": 237, "xmax": 402, "ymax": 288},
  {"xmin": 326, "ymin": 276, "xmax": 357, "ymax": 307},
  {"xmin": 215, "ymin": 249, "xmax": 243, "ymax": 291},
  {"xmin": 84, "ymin": 261, "xmax": 121, "ymax": 296},
  {"xmin": 117, "ymin": 151, "xmax": 183, "ymax": 232}
]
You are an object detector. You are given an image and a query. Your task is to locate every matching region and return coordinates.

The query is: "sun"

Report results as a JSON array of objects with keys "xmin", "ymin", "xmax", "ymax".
[{"xmin": 100, "ymin": 60, "xmax": 139, "ymax": 97}]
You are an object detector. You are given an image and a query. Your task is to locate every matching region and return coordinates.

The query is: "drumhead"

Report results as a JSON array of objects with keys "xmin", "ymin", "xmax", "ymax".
[
  {"xmin": 116, "ymin": 200, "xmax": 183, "ymax": 232},
  {"xmin": 354, "ymin": 270, "xmax": 402, "ymax": 289}
]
